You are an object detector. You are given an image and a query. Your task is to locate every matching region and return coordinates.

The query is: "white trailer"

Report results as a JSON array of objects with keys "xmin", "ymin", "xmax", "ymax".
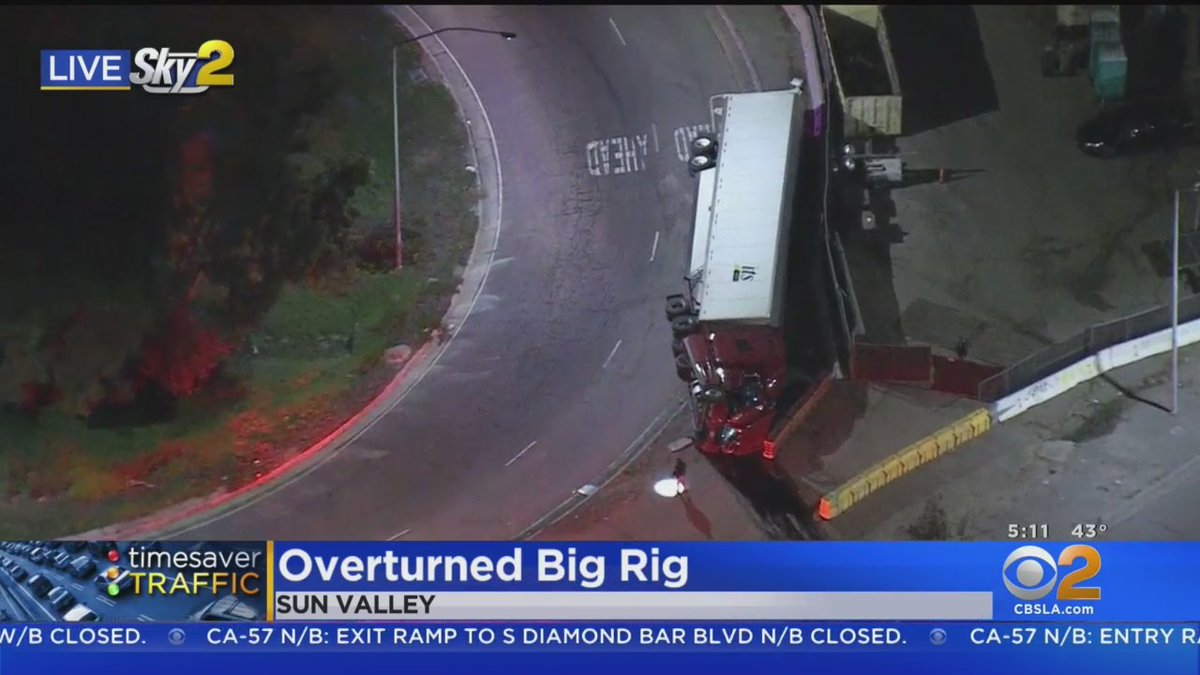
[{"xmin": 686, "ymin": 89, "xmax": 804, "ymax": 327}]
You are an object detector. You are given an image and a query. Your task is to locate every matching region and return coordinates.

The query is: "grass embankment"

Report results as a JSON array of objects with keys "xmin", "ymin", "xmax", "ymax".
[{"xmin": 0, "ymin": 8, "xmax": 479, "ymax": 537}]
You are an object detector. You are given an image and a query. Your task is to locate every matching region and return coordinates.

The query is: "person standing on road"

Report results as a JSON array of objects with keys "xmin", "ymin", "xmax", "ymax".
[{"xmin": 672, "ymin": 459, "xmax": 688, "ymax": 496}]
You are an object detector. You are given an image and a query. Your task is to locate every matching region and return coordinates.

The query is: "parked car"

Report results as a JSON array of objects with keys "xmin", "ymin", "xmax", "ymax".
[
  {"xmin": 70, "ymin": 556, "xmax": 97, "ymax": 579},
  {"xmin": 64, "ymin": 605, "xmax": 99, "ymax": 622},
  {"xmin": 47, "ymin": 587, "xmax": 75, "ymax": 613},
  {"xmin": 126, "ymin": 541, "xmax": 164, "ymax": 556},
  {"xmin": 27, "ymin": 574, "xmax": 53, "ymax": 597},
  {"xmin": 53, "ymin": 552, "xmax": 74, "ymax": 571},
  {"xmin": 86, "ymin": 541, "xmax": 117, "ymax": 558},
  {"xmin": 188, "ymin": 595, "xmax": 261, "ymax": 622},
  {"xmin": 94, "ymin": 567, "xmax": 134, "ymax": 596},
  {"xmin": 8, "ymin": 565, "xmax": 28, "ymax": 582},
  {"xmin": 28, "ymin": 548, "xmax": 48, "ymax": 565},
  {"xmin": 0, "ymin": 609, "xmax": 12, "ymax": 622},
  {"xmin": 61, "ymin": 541, "xmax": 87, "ymax": 553},
  {"xmin": 1077, "ymin": 100, "xmax": 1197, "ymax": 157},
  {"xmin": 94, "ymin": 566, "xmax": 127, "ymax": 588}
]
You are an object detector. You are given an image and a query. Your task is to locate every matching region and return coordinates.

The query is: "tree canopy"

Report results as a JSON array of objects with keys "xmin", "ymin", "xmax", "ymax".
[{"xmin": 0, "ymin": 6, "xmax": 380, "ymax": 419}]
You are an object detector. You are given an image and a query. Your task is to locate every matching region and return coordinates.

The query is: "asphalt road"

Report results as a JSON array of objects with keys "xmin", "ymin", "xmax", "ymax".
[{"xmin": 164, "ymin": 6, "xmax": 781, "ymax": 540}]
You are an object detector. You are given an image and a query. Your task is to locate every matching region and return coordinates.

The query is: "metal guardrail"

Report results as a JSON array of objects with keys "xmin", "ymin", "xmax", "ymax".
[{"xmin": 977, "ymin": 293, "xmax": 1200, "ymax": 401}]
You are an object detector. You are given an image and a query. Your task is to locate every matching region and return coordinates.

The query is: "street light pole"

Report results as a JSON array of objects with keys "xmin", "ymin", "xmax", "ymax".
[
  {"xmin": 1171, "ymin": 188, "xmax": 1180, "ymax": 415},
  {"xmin": 392, "ymin": 27, "xmax": 516, "ymax": 271},
  {"xmin": 393, "ymin": 46, "xmax": 403, "ymax": 270},
  {"xmin": 1170, "ymin": 180, "xmax": 1200, "ymax": 415}
]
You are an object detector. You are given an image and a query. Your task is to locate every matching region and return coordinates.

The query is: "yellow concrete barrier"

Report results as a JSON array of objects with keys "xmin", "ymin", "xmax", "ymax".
[{"xmin": 817, "ymin": 407, "xmax": 992, "ymax": 520}]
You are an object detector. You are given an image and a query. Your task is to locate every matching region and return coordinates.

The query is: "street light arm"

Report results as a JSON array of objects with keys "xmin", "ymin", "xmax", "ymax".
[{"xmin": 397, "ymin": 26, "xmax": 516, "ymax": 49}]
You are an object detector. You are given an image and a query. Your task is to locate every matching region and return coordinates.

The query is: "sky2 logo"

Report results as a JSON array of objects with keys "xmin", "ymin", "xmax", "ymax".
[
  {"xmin": 130, "ymin": 39, "xmax": 235, "ymax": 94},
  {"xmin": 1002, "ymin": 545, "xmax": 1101, "ymax": 602}
]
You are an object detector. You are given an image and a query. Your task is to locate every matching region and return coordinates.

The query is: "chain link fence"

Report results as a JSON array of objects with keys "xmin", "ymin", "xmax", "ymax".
[{"xmin": 977, "ymin": 293, "xmax": 1200, "ymax": 401}]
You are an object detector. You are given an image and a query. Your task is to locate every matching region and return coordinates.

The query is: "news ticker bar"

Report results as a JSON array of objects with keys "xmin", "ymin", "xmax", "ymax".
[
  {"xmin": 2, "ymin": 623, "xmax": 1199, "ymax": 652},
  {"xmin": 270, "ymin": 592, "xmax": 993, "ymax": 621}
]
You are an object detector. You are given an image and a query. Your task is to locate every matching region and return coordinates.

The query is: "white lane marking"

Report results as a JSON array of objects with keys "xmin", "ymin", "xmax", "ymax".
[
  {"xmin": 387, "ymin": 528, "xmax": 411, "ymax": 541},
  {"xmin": 505, "ymin": 441, "xmax": 538, "ymax": 468},
  {"xmin": 650, "ymin": 231, "xmax": 660, "ymax": 263},
  {"xmin": 651, "ymin": 123, "xmax": 660, "ymax": 154},
  {"xmin": 159, "ymin": 7, "xmax": 509, "ymax": 538},
  {"xmin": 95, "ymin": 595, "xmax": 116, "ymax": 607},
  {"xmin": 608, "ymin": 18, "xmax": 627, "ymax": 46},
  {"xmin": 70, "ymin": 582, "xmax": 84, "ymax": 591},
  {"xmin": 586, "ymin": 134, "xmax": 650, "ymax": 176},
  {"xmin": 714, "ymin": 6, "xmax": 763, "ymax": 91},
  {"xmin": 673, "ymin": 123, "xmax": 714, "ymax": 163},
  {"xmin": 138, "ymin": 614, "xmax": 153, "ymax": 621},
  {"xmin": 518, "ymin": 399, "xmax": 688, "ymax": 539},
  {"xmin": 602, "ymin": 340, "xmax": 623, "ymax": 369}
]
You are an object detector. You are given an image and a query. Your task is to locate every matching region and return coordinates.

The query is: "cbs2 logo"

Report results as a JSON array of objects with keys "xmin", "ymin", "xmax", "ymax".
[{"xmin": 1002, "ymin": 545, "xmax": 1100, "ymax": 602}]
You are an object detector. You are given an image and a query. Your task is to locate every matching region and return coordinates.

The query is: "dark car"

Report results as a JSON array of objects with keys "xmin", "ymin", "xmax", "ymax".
[
  {"xmin": 86, "ymin": 541, "xmax": 118, "ymax": 558},
  {"xmin": 47, "ymin": 587, "xmax": 75, "ymax": 613},
  {"xmin": 126, "ymin": 541, "xmax": 164, "ymax": 556},
  {"xmin": 0, "ymin": 609, "xmax": 12, "ymax": 622},
  {"xmin": 70, "ymin": 556, "xmax": 97, "ymax": 579},
  {"xmin": 8, "ymin": 565, "xmax": 28, "ymax": 582},
  {"xmin": 1077, "ymin": 100, "xmax": 1196, "ymax": 157},
  {"xmin": 188, "ymin": 595, "xmax": 261, "ymax": 622},
  {"xmin": 94, "ymin": 566, "xmax": 127, "ymax": 588},
  {"xmin": 94, "ymin": 567, "xmax": 134, "ymax": 597},
  {"xmin": 53, "ymin": 552, "xmax": 74, "ymax": 571},
  {"xmin": 27, "ymin": 574, "xmax": 53, "ymax": 597},
  {"xmin": 28, "ymin": 548, "xmax": 48, "ymax": 565},
  {"xmin": 61, "ymin": 541, "xmax": 87, "ymax": 553}
]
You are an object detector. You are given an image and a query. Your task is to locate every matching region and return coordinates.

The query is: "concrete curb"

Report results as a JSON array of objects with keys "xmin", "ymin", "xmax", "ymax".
[
  {"xmin": 780, "ymin": 6, "xmax": 826, "ymax": 111},
  {"xmin": 817, "ymin": 407, "xmax": 992, "ymax": 520},
  {"xmin": 73, "ymin": 5, "xmax": 504, "ymax": 541},
  {"xmin": 809, "ymin": 309, "xmax": 1200, "ymax": 522}
]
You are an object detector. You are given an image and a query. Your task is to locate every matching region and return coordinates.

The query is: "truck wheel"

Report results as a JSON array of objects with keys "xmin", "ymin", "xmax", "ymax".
[
  {"xmin": 671, "ymin": 315, "xmax": 700, "ymax": 338},
  {"xmin": 687, "ymin": 154, "xmax": 715, "ymax": 175},
  {"xmin": 671, "ymin": 338, "xmax": 685, "ymax": 357},
  {"xmin": 664, "ymin": 295, "xmax": 690, "ymax": 320},
  {"xmin": 674, "ymin": 354, "xmax": 693, "ymax": 381},
  {"xmin": 697, "ymin": 387, "xmax": 724, "ymax": 403},
  {"xmin": 690, "ymin": 134, "xmax": 718, "ymax": 157}
]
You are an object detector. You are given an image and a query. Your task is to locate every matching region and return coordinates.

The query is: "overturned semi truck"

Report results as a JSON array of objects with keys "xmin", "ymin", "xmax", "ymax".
[{"xmin": 665, "ymin": 86, "xmax": 805, "ymax": 458}]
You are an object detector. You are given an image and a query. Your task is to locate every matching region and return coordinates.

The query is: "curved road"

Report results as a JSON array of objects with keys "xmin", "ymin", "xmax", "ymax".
[{"xmin": 165, "ymin": 5, "xmax": 787, "ymax": 540}]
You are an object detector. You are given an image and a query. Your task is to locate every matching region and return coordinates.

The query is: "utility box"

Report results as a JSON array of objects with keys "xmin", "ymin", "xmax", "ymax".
[{"xmin": 1091, "ymin": 40, "xmax": 1128, "ymax": 100}]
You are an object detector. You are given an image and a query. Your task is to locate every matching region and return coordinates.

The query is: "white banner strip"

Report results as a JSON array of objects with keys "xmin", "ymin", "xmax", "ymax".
[{"xmin": 273, "ymin": 591, "xmax": 992, "ymax": 621}]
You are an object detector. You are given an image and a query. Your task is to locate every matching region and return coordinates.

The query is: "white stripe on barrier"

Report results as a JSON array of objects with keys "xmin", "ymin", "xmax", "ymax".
[{"xmin": 992, "ymin": 316, "xmax": 1200, "ymax": 423}]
